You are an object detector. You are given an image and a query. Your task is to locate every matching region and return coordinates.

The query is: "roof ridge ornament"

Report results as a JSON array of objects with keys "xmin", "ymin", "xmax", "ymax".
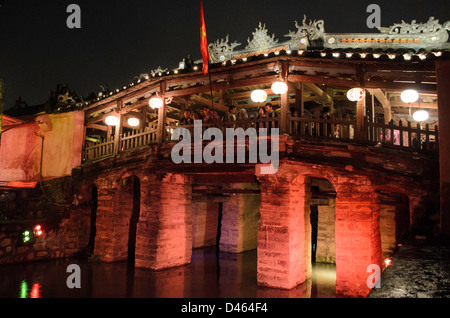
[
  {"xmin": 381, "ymin": 16, "xmax": 447, "ymax": 35},
  {"xmin": 245, "ymin": 22, "xmax": 279, "ymax": 51},
  {"xmin": 151, "ymin": 66, "xmax": 169, "ymax": 77},
  {"xmin": 208, "ymin": 35, "xmax": 242, "ymax": 64}
]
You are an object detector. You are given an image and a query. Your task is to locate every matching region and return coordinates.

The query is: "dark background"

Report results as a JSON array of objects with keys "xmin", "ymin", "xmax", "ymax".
[{"xmin": 0, "ymin": 0, "xmax": 449, "ymax": 109}]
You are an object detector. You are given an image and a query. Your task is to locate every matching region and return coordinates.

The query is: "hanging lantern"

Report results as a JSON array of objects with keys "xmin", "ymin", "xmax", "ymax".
[
  {"xmin": 149, "ymin": 97, "xmax": 164, "ymax": 109},
  {"xmin": 251, "ymin": 89, "xmax": 268, "ymax": 103},
  {"xmin": 105, "ymin": 115, "xmax": 119, "ymax": 126},
  {"xmin": 347, "ymin": 88, "xmax": 366, "ymax": 102},
  {"xmin": 413, "ymin": 110, "xmax": 429, "ymax": 122},
  {"xmin": 271, "ymin": 81, "xmax": 288, "ymax": 95},
  {"xmin": 127, "ymin": 117, "xmax": 140, "ymax": 127},
  {"xmin": 401, "ymin": 89, "xmax": 419, "ymax": 104}
]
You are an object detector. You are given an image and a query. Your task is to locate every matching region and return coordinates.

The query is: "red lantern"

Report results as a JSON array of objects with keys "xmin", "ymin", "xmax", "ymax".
[{"xmin": 347, "ymin": 88, "xmax": 366, "ymax": 102}]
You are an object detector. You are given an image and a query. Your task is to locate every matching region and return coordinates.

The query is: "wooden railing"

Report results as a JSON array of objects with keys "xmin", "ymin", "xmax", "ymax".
[
  {"xmin": 289, "ymin": 112, "xmax": 356, "ymax": 141},
  {"xmin": 83, "ymin": 137, "xmax": 115, "ymax": 162},
  {"xmin": 166, "ymin": 117, "xmax": 280, "ymax": 141},
  {"xmin": 366, "ymin": 119, "xmax": 439, "ymax": 152},
  {"xmin": 83, "ymin": 114, "xmax": 438, "ymax": 163},
  {"xmin": 119, "ymin": 128, "xmax": 157, "ymax": 152}
]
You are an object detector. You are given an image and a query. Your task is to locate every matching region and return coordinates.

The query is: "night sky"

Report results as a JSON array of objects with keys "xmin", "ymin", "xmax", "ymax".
[{"xmin": 0, "ymin": 0, "xmax": 449, "ymax": 110}]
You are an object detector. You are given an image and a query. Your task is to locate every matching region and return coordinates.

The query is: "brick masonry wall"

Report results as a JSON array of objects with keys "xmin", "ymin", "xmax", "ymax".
[
  {"xmin": 380, "ymin": 204, "xmax": 396, "ymax": 259},
  {"xmin": 220, "ymin": 183, "xmax": 261, "ymax": 253},
  {"xmin": 192, "ymin": 200, "xmax": 220, "ymax": 249},
  {"xmin": 257, "ymin": 173, "xmax": 309, "ymax": 290},
  {"xmin": 135, "ymin": 173, "xmax": 192, "ymax": 270},
  {"xmin": 0, "ymin": 207, "xmax": 90, "ymax": 265}
]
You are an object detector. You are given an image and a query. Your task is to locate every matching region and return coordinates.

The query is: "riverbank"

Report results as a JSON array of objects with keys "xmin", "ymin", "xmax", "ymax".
[{"xmin": 368, "ymin": 244, "xmax": 450, "ymax": 298}]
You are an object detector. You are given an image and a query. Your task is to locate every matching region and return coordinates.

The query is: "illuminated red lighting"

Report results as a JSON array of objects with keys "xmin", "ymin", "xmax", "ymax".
[
  {"xmin": 384, "ymin": 258, "xmax": 392, "ymax": 267},
  {"xmin": 30, "ymin": 283, "xmax": 41, "ymax": 299},
  {"xmin": 34, "ymin": 225, "xmax": 43, "ymax": 237}
]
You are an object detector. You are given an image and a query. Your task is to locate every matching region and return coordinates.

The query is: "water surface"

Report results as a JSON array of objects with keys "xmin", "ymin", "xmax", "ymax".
[{"xmin": 0, "ymin": 247, "xmax": 336, "ymax": 298}]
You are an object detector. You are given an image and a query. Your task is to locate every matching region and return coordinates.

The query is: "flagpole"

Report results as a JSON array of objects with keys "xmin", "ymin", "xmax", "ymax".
[
  {"xmin": 207, "ymin": 62, "xmax": 215, "ymax": 122},
  {"xmin": 200, "ymin": 0, "xmax": 215, "ymax": 122}
]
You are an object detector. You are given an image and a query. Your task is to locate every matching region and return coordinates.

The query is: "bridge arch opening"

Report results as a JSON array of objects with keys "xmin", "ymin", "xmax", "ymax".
[
  {"xmin": 304, "ymin": 175, "xmax": 337, "ymax": 297},
  {"xmin": 376, "ymin": 188, "xmax": 410, "ymax": 260},
  {"xmin": 118, "ymin": 175, "xmax": 141, "ymax": 263}
]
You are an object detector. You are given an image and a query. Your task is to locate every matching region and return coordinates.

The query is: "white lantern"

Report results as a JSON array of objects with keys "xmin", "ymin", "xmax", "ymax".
[
  {"xmin": 105, "ymin": 116, "xmax": 119, "ymax": 126},
  {"xmin": 401, "ymin": 89, "xmax": 419, "ymax": 104},
  {"xmin": 149, "ymin": 97, "xmax": 164, "ymax": 109},
  {"xmin": 271, "ymin": 81, "xmax": 288, "ymax": 95},
  {"xmin": 347, "ymin": 88, "xmax": 366, "ymax": 102},
  {"xmin": 413, "ymin": 110, "xmax": 429, "ymax": 122},
  {"xmin": 127, "ymin": 117, "xmax": 140, "ymax": 127},
  {"xmin": 251, "ymin": 90, "xmax": 268, "ymax": 103}
]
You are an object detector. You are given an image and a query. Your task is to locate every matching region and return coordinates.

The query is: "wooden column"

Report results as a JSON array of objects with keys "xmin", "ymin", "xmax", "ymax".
[
  {"xmin": 113, "ymin": 100, "xmax": 124, "ymax": 155},
  {"xmin": 295, "ymin": 83, "xmax": 305, "ymax": 116},
  {"xmin": 356, "ymin": 99, "xmax": 366, "ymax": 141},
  {"xmin": 280, "ymin": 61, "xmax": 290, "ymax": 134},
  {"xmin": 436, "ymin": 60, "xmax": 450, "ymax": 235},
  {"xmin": 156, "ymin": 82, "xmax": 167, "ymax": 143}
]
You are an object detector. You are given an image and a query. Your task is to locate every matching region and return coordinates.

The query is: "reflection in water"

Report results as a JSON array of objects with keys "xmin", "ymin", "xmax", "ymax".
[
  {"xmin": 18, "ymin": 280, "xmax": 42, "ymax": 299},
  {"xmin": 0, "ymin": 247, "xmax": 336, "ymax": 298}
]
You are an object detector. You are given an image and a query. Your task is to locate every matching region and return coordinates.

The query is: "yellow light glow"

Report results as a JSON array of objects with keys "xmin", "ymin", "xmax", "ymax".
[
  {"xmin": 401, "ymin": 89, "xmax": 419, "ymax": 104},
  {"xmin": 105, "ymin": 116, "xmax": 119, "ymax": 126},
  {"xmin": 251, "ymin": 90, "xmax": 268, "ymax": 103},
  {"xmin": 149, "ymin": 97, "xmax": 164, "ymax": 109},
  {"xmin": 127, "ymin": 117, "xmax": 140, "ymax": 127},
  {"xmin": 271, "ymin": 81, "xmax": 288, "ymax": 95}
]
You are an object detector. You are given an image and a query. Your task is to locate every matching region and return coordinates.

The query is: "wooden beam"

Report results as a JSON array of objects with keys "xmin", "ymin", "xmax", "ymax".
[
  {"xmin": 190, "ymin": 94, "xmax": 228, "ymax": 112},
  {"xmin": 303, "ymin": 83, "xmax": 334, "ymax": 107},
  {"xmin": 166, "ymin": 75, "xmax": 278, "ymax": 98},
  {"xmin": 369, "ymin": 88, "xmax": 392, "ymax": 123},
  {"xmin": 390, "ymin": 102, "xmax": 438, "ymax": 109},
  {"xmin": 86, "ymin": 124, "xmax": 108, "ymax": 132}
]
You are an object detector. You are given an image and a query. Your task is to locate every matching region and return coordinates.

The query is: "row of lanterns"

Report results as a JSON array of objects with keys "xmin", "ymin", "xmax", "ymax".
[
  {"xmin": 105, "ymin": 95, "xmax": 165, "ymax": 127},
  {"xmin": 105, "ymin": 85, "xmax": 428, "ymax": 126},
  {"xmin": 251, "ymin": 81, "xmax": 289, "ymax": 103},
  {"xmin": 346, "ymin": 87, "xmax": 428, "ymax": 122},
  {"xmin": 107, "ymin": 82, "xmax": 289, "ymax": 127}
]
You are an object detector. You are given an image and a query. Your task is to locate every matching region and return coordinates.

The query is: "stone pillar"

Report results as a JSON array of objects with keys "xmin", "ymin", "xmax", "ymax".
[
  {"xmin": 192, "ymin": 199, "xmax": 220, "ymax": 249},
  {"xmin": 334, "ymin": 179, "xmax": 382, "ymax": 298},
  {"xmin": 316, "ymin": 200, "xmax": 336, "ymax": 263},
  {"xmin": 94, "ymin": 181, "xmax": 132, "ymax": 262},
  {"xmin": 135, "ymin": 173, "xmax": 192, "ymax": 270},
  {"xmin": 257, "ymin": 174, "xmax": 309, "ymax": 290},
  {"xmin": 220, "ymin": 183, "xmax": 261, "ymax": 253},
  {"xmin": 436, "ymin": 60, "xmax": 450, "ymax": 235}
]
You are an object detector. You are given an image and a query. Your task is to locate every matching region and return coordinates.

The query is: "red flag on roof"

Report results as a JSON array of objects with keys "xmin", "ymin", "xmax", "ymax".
[{"xmin": 200, "ymin": 0, "xmax": 210, "ymax": 75}]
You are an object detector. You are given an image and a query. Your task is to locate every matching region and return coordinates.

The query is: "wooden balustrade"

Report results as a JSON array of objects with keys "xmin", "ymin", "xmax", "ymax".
[
  {"xmin": 83, "ymin": 137, "xmax": 115, "ymax": 162},
  {"xmin": 366, "ymin": 119, "xmax": 439, "ymax": 152},
  {"xmin": 120, "ymin": 128, "xmax": 157, "ymax": 152},
  {"xmin": 289, "ymin": 112, "xmax": 356, "ymax": 141},
  {"xmin": 83, "ymin": 114, "xmax": 438, "ymax": 163},
  {"xmin": 166, "ymin": 117, "xmax": 280, "ymax": 141}
]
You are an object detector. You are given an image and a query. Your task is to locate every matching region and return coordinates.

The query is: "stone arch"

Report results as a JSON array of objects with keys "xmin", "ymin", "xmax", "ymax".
[{"xmin": 372, "ymin": 184, "xmax": 410, "ymax": 260}]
